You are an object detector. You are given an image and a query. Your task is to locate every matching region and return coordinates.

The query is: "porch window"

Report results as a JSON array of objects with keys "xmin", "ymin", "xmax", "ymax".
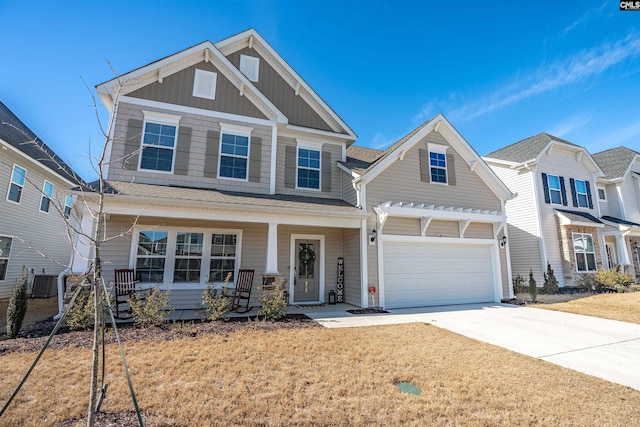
[
  {"xmin": 174, "ymin": 232, "xmax": 203, "ymax": 283},
  {"xmin": 573, "ymin": 233, "xmax": 597, "ymax": 272},
  {"xmin": 0, "ymin": 236, "xmax": 12, "ymax": 281},
  {"xmin": 136, "ymin": 230, "xmax": 168, "ymax": 282},
  {"xmin": 547, "ymin": 174, "xmax": 562, "ymax": 205},
  {"xmin": 210, "ymin": 234, "xmax": 237, "ymax": 282},
  {"xmin": 7, "ymin": 165, "xmax": 26, "ymax": 203}
]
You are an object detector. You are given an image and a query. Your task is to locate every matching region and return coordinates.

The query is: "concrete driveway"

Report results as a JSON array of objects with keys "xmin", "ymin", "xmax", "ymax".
[{"xmin": 306, "ymin": 303, "xmax": 640, "ymax": 391}]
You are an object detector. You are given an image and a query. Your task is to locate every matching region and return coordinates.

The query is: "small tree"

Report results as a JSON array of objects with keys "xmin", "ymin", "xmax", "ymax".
[
  {"xmin": 258, "ymin": 278, "xmax": 287, "ymax": 321},
  {"xmin": 66, "ymin": 286, "xmax": 95, "ymax": 330},
  {"xmin": 512, "ymin": 274, "xmax": 526, "ymax": 294},
  {"xmin": 6, "ymin": 266, "xmax": 29, "ymax": 339},
  {"xmin": 201, "ymin": 273, "xmax": 232, "ymax": 321},
  {"xmin": 542, "ymin": 263, "xmax": 559, "ymax": 294},
  {"xmin": 529, "ymin": 269, "xmax": 538, "ymax": 303}
]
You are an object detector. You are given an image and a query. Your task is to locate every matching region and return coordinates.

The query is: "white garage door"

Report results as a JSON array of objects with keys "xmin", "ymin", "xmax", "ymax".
[{"xmin": 383, "ymin": 241, "xmax": 496, "ymax": 309}]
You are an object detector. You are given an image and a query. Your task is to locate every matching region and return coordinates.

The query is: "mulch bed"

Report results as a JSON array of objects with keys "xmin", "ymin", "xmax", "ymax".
[{"xmin": 0, "ymin": 314, "xmax": 320, "ymax": 355}]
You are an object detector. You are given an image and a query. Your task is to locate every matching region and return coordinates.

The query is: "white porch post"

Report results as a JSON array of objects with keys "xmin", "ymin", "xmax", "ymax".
[
  {"xmin": 265, "ymin": 222, "xmax": 279, "ymax": 274},
  {"xmin": 616, "ymin": 234, "xmax": 632, "ymax": 266}
]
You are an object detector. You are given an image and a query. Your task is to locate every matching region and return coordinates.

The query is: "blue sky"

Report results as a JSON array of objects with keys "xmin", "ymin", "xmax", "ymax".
[{"xmin": 1, "ymin": 1, "xmax": 639, "ymax": 182}]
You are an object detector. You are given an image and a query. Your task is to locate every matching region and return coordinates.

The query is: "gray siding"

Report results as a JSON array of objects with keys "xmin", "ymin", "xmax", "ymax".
[
  {"xmin": 128, "ymin": 61, "xmax": 267, "ymax": 119},
  {"xmin": 342, "ymin": 228, "xmax": 361, "ymax": 306},
  {"xmin": 0, "ymin": 149, "xmax": 77, "ymax": 298},
  {"xmin": 340, "ymin": 169, "xmax": 357, "ymax": 206},
  {"xmin": 227, "ymin": 48, "xmax": 333, "ymax": 132}
]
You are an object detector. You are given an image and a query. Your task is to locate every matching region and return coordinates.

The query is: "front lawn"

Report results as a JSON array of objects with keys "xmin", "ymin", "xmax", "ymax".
[
  {"xmin": 532, "ymin": 292, "xmax": 640, "ymax": 324},
  {"xmin": 1, "ymin": 323, "xmax": 639, "ymax": 426}
]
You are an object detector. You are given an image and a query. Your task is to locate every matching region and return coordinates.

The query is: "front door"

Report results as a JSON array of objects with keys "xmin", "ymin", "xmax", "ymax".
[{"xmin": 294, "ymin": 239, "xmax": 320, "ymax": 303}]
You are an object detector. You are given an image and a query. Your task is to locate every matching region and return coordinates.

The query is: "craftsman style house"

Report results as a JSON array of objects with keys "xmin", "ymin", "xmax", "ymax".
[
  {"xmin": 0, "ymin": 101, "xmax": 82, "ymax": 299},
  {"xmin": 592, "ymin": 147, "xmax": 640, "ymax": 280},
  {"xmin": 484, "ymin": 133, "xmax": 606, "ymax": 286},
  {"xmin": 77, "ymin": 29, "xmax": 513, "ymax": 309}
]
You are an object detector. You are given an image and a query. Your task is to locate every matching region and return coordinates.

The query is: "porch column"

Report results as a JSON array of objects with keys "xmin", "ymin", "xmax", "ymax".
[
  {"xmin": 265, "ymin": 222, "xmax": 279, "ymax": 274},
  {"xmin": 616, "ymin": 235, "xmax": 632, "ymax": 267}
]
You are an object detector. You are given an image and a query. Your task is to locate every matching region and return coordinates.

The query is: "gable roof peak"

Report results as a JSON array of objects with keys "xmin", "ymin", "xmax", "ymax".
[
  {"xmin": 485, "ymin": 132, "xmax": 582, "ymax": 163},
  {"xmin": 592, "ymin": 146, "xmax": 640, "ymax": 180}
]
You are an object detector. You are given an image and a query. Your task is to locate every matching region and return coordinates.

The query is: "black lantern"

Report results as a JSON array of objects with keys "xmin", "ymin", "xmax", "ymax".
[{"xmin": 328, "ymin": 290, "xmax": 337, "ymax": 305}]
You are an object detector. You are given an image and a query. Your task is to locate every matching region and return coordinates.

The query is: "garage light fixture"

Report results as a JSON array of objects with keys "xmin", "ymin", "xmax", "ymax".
[
  {"xmin": 369, "ymin": 229, "xmax": 377, "ymax": 245},
  {"xmin": 634, "ymin": 242, "xmax": 639, "ymax": 251},
  {"xmin": 500, "ymin": 236, "xmax": 507, "ymax": 248}
]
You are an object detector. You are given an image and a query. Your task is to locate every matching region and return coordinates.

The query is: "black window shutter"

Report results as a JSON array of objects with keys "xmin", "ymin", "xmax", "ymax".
[
  {"xmin": 419, "ymin": 149, "xmax": 430, "ymax": 183},
  {"xmin": 585, "ymin": 180, "xmax": 593, "ymax": 209},
  {"xmin": 284, "ymin": 145, "xmax": 296, "ymax": 188},
  {"xmin": 204, "ymin": 130, "xmax": 220, "ymax": 178},
  {"xmin": 249, "ymin": 137, "xmax": 262, "ymax": 182},
  {"xmin": 321, "ymin": 150, "xmax": 332, "ymax": 192},
  {"xmin": 124, "ymin": 119, "xmax": 143, "ymax": 170},
  {"xmin": 541, "ymin": 173, "xmax": 550, "ymax": 204},
  {"xmin": 446, "ymin": 153, "xmax": 456, "ymax": 186},
  {"xmin": 559, "ymin": 176, "xmax": 568, "ymax": 206},
  {"xmin": 569, "ymin": 178, "xmax": 578, "ymax": 207}
]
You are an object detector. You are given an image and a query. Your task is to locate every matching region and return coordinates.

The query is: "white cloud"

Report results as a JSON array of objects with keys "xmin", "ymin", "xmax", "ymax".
[
  {"xmin": 563, "ymin": 1, "xmax": 607, "ymax": 35},
  {"xmin": 412, "ymin": 101, "xmax": 434, "ymax": 125},
  {"xmin": 549, "ymin": 112, "xmax": 593, "ymax": 138},
  {"xmin": 369, "ymin": 132, "xmax": 400, "ymax": 150},
  {"xmin": 587, "ymin": 120, "xmax": 640, "ymax": 152}
]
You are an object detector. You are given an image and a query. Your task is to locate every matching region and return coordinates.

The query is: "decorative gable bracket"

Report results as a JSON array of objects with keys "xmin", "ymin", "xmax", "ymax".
[{"xmin": 459, "ymin": 219, "xmax": 471, "ymax": 238}]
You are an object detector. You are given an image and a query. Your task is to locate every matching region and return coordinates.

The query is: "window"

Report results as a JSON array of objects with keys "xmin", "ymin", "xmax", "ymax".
[
  {"xmin": 7, "ymin": 165, "xmax": 26, "ymax": 203},
  {"xmin": 40, "ymin": 181, "xmax": 54, "ymax": 212},
  {"xmin": 64, "ymin": 195, "xmax": 73, "ymax": 218},
  {"xmin": 136, "ymin": 230, "xmax": 168, "ymax": 282},
  {"xmin": 573, "ymin": 233, "xmax": 597, "ymax": 272},
  {"xmin": 139, "ymin": 112, "xmax": 180, "ymax": 172},
  {"xmin": 240, "ymin": 55, "xmax": 260, "ymax": 82},
  {"xmin": 174, "ymin": 232, "xmax": 203, "ymax": 283},
  {"xmin": 597, "ymin": 187, "xmax": 607, "ymax": 202},
  {"xmin": 219, "ymin": 133, "xmax": 249, "ymax": 179},
  {"xmin": 297, "ymin": 148, "xmax": 320, "ymax": 189},
  {"xmin": 210, "ymin": 234, "xmax": 237, "ymax": 282},
  {"xmin": 574, "ymin": 179, "xmax": 589, "ymax": 208},
  {"xmin": 547, "ymin": 174, "xmax": 562, "ymax": 205},
  {"xmin": 0, "ymin": 236, "xmax": 12, "ymax": 281},
  {"xmin": 429, "ymin": 152, "xmax": 447, "ymax": 183},
  {"xmin": 193, "ymin": 69, "xmax": 217, "ymax": 100}
]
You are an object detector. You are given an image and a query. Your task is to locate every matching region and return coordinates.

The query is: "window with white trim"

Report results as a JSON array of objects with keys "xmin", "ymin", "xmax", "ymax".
[
  {"xmin": 428, "ymin": 144, "xmax": 448, "ymax": 184},
  {"xmin": 547, "ymin": 174, "xmax": 562, "ymax": 205},
  {"xmin": 64, "ymin": 195, "xmax": 73, "ymax": 219},
  {"xmin": 7, "ymin": 164, "xmax": 26, "ymax": 203},
  {"xmin": 210, "ymin": 233, "xmax": 238, "ymax": 282},
  {"xmin": 193, "ymin": 69, "xmax": 217, "ymax": 100},
  {"xmin": 575, "ymin": 179, "xmax": 589, "ymax": 208},
  {"xmin": 573, "ymin": 233, "xmax": 597, "ymax": 272},
  {"xmin": 240, "ymin": 55, "xmax": 260, "ymax": 82},
  {"xmin": 174, "ymin": 232, "xmax": 203, "ymax": 283},
  {"xmin": 219, "ymin": 124, "xmax": 251, "ymax": 180},
  {"xmin": 597, "ymin": 187, "xmax": 607, "ymax": 202},
  {"xmin": 0, "ymin": 236, "xmax": 12, "ymax": 281},
  {"xmin": 136, "ymin": 230, "xmax": 168, "ymax": 282},
  {"xmin": 39, "ymin": 181, "xmax": 54, "ymax": 212},
  {"xmin": 139, "ymin": 112, "xmax": 179, "ymax": 172},
  {"xmin": 296, "ymin": 141, "xmax": 322, "ymax": 190}
]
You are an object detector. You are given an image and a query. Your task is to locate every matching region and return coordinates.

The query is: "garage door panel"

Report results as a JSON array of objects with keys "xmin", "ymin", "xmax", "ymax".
[{"xmin": 383, "ymin": 241, "xmax": 496, "ymax": 309}]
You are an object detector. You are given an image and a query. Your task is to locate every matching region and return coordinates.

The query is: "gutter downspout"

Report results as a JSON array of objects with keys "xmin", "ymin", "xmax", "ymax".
[{"xmin": 53, "ymin": 268, "xmax": 71, "ymax": 320}]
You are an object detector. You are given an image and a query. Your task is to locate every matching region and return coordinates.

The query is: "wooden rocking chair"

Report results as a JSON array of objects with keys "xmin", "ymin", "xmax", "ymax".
[
  {"xmin": 231, "ymin": 269, "xmax": 255, "ymax": 313},
  {"xmin": 114, "ymin": 268, "xmax": 139, "ymax": 318}
]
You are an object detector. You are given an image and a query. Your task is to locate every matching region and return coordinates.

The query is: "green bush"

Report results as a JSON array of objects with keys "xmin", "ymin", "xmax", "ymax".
[
  {"xmin": 593, "ymin": 268, "xmax": 634, "ymax": 291},
  {"xmin": 66, "ymin": 286, "xmax": 95, "ymax": 330},
  {"xmin": 201, "ymin": 273, "xmax": 232, "ymax": 321},
  {"xmin": 542, "ymin": 263, "xmax": 559, "ymax": 294},
  {"xmin": 512, "ymin": 274, "xmax": 526, "ymax": 294},
  {"xmin": 258, "ymin": 278, "xmax": 287, "ymax": 321},
  {"xmin": 575, "ymin": 274, "xmax": 598, "ymax": 292},
  {"xmin": 6, "ymin": 266, "xmax": 29, "ymax": 338},
  {"xmin": 528, "ymin": 269, "xmax": 537, "ymax": 303},
  {"xmin": 129, "ymin": 286, "xmax": 173, "ymax": 327}
]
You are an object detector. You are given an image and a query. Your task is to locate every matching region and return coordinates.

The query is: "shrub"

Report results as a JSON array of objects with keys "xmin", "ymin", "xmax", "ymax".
[
  {"xmin": 575, "ymin": 274, "xmax": 598, "ymax": 292},
  {"xmin": 258, "ymin": 278, "xmax": 287, "ymax": 321},
  {"xmin": 629, "ymin": 284, "xmax": 640, "ymax": 293},
  {"xmin": 201, "ymin": 273, "xmax": 232, "ymax": 321},
  {"xmin": 66, "ymin": 285, "xmax": 95, "ymax": 330},
  {"xmin": 6, "ymin": 266, "xmax": 29, "ymax": 339},
  {"xmin": 512, "ymin": 274, "xmax": 526, "ymax": 294},
  {"xmin": 129, "ymin": 286, "xmax": 173, "ymax": 327},
  {"xmin": 593, "ymin": 268, "xmax": 634, "ymax": 291},
  {"xmin": 542, "ymin": 263, "xmax": 559, "ymax": 294},
  {"xmin": 528, "ymin": 269, "xmax": 537, "ymax": 303}
]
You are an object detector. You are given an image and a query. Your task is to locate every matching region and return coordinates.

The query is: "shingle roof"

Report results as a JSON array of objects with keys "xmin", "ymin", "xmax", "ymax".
[
  {"xmin": 342, "ymin": 118, "xmax": 434, "ymax": 174},
  {"xmin": 79, "ymin": 181, "xmax": 366, "ymax": 215},
  {"xmin": 602, "ymin": 215, "xmax": 640, "ymax": 227},
  {"xmin": 592, "ymin": 146, "xmax": 639, "ymax": 180},
  {"xmin": 555, "ymin": 208, "xmax": 603, "ymax": 224},
  {"xmin": 485, "ymin": 132, "xmax": 579, "ymax": 163},
  {"xmin": 0, "ymin": 101, "xmax": 84, "ymax": 184}
]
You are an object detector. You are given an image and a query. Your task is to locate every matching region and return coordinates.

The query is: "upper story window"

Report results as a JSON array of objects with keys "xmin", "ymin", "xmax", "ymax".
[
  {"xmin": 597, "ymin": 187, "xmax": 607, "ymax": 202},
  {"xmin": 7, "ymin": 164, "xmax": 26, "ymax": 203},
  {"xmin": 427, "ymin": 144, "xmax": 448, "ymax": 184},
  {"xmin": 193, "ymin": 69, "xmax": 217, "ymax": 100},
  {"xmin": 140, "ymin": 112, "xmax": 180, "ymax": 173},
  {"xmin": 240, "ymin": 55, "xmax": 260, "ymax": 82},
  {"xmin": 0, "ymin": 236, "xmax": 12, "ymax": 281},
  {"xmin": 64, "ymin": 195, "xmax": 73, "ymax": 219},
  {"xmin": 297, "ymin": 147, "xmax": 321, "ymax": 190},
  {"xmin": 574, "ymin": 179, "xmax": 589, "ymax": 208},
  {"xmin": 39, "ymin": 181, "xmax": 54, "ymax": 213},
  {"xmin": 573, "ymin": 233, "xmax": 597, "ymax": 272},
  {"xmin": 547, "ymin": 174, "xmax": 563, "ymax": 205},
  {"xmin": 218, "ymin": 124, "xmax": 252, "ymax": 180}
]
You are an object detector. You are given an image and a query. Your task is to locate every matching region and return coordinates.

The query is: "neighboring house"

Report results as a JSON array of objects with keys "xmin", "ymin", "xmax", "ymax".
[
  {"xmin": 484, "ymin": 133, "xmax": 606, "ymax": 287},
  {"xmin": 592, "ymin": 147, "xmax": 640, "ymax": 280},
  {"xmin": 77, "ymin": 29, "xmax": 513, "ymax": 310},
  {"xmin": 0, "ymin": 101, "xmax": 83, "ymax": 299}
]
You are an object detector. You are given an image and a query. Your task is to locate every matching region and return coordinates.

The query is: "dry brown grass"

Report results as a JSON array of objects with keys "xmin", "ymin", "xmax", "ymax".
[
  {"xmin": 1, "ymin": 324, "xmax": 640, "ymax": 426},
  {"xmin": 533, "ymin": 292, "xmax": 640, "ymax": 324}
]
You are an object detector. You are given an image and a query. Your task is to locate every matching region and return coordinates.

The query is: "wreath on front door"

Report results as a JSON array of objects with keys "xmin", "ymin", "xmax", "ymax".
[{"xmin": 299, "ymin": 246, "xmax": 316, "ymax": 266}]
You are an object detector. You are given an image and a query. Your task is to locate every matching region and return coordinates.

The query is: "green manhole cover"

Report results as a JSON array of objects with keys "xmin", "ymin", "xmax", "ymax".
[{"xmin": 395, "ymin": 382, "xmax": 421, "ymax": 395}]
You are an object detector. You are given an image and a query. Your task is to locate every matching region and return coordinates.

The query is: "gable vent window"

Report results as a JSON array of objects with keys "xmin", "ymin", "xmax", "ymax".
[
  {"xmin": 240, "ymin": 55, "xmax": 260, "ymax": 82},
  {"xmin": 193, "ymin": 69, "xmax": 218, "ymax": 100}
]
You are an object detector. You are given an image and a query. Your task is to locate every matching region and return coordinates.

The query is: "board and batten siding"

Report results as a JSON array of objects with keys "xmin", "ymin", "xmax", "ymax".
[
  {"xmin": 226, "ymin": 48, "xmax": 333, "ymax": 132},
  {"xmin": 109, "ymin": 102, "xmax": 273, "ymax": 194},
  {"xmin": 0, "ymin": 149, "xmax": 77, "ymax": 298},
  {"xmin": 489, "ymin": 163, "xmax": 545, "ymax": 284},
  {"xmin": 128, "ymin": 61, "xmax": 267, "ymax": 119}
]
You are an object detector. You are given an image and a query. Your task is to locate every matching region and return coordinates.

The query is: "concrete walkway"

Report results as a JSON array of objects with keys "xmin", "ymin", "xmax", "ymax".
[{"xmin": 305, "ymin": 303, "xmax": 640, "ymax": 391}]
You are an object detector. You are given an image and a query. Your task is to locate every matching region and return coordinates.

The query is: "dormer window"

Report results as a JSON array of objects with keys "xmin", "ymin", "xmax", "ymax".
[{"xmin": 240, "ymin": 55, "xmax": 260, "ymax": 82}]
